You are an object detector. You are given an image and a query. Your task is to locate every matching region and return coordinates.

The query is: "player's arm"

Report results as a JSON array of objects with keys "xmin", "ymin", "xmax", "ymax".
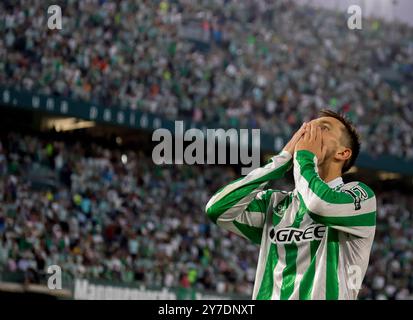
[
  {"xmin": 205, "ymin": 123, "xmax": 307, "ymax": 244},
  {"xmin": 294, "ymin": 125, "xmax": 376, "ymax": 238},
  {"xmin": 205, "ymin": 151, "xmax": 292, "ymax": 244}
]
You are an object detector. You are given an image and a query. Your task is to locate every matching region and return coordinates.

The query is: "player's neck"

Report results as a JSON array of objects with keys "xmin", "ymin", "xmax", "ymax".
[{"xmin": 317, "ymin": 162, "xmax": 342, "ymax": 184}]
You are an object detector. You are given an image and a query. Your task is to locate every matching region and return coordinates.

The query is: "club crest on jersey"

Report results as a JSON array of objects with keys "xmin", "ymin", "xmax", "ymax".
[
  {"xmin": 273, "ymin": 204, "xmax": 286, "ymax": 217},
  {"xmin": 269, "ymin": 224, "xmax": 326, "ymax": 244}
]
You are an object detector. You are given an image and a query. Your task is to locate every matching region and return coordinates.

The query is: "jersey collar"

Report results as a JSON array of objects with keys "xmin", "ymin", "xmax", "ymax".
[{"xmin": 327, "ymin": 177, "xmax": 344, "ymax": 189}]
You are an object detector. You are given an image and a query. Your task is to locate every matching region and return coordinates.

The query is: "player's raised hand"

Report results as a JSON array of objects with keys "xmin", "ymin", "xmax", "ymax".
[
  {"xmin": 282, "ymin": 122, "xmax": 308, "ymax": 155},
  {"xmin": 295, "ymin": 122, "xmax": 326, "ymax": 162}
]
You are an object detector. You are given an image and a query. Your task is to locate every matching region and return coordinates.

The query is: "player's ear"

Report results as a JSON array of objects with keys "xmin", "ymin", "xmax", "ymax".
[{"xmin": 335, "ymin": 147, "xmax": 352, "ymax": 161}]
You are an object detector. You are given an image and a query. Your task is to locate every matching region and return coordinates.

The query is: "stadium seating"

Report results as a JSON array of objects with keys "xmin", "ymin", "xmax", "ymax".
[{"xmin": 1, "ymin": 0, "xmax": 412, "ymax": 159}]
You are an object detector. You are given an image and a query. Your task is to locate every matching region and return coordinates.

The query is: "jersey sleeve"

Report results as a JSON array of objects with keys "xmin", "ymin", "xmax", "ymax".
[
  {"xmin": 293, "ymin": 150, "xmax": 376, "ymax": 238},
  {"xmin": 205, "ymin": 151, "xmax": 292, "ymax": 244}
]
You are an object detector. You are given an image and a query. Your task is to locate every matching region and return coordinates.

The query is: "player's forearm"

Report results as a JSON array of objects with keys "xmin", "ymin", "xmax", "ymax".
[
  {"xmin": 293, "ymin": 150, "xmax": 376, "ymax": 217},
  {"xmin": 293, "ymin": 149, "xmax": 348, "ymax": 216},
  {"xmin": 205, "ymin": 151, "xmax": 292, "ymax": 224},
  {"xmin": 293, "ymin": 150, "xmax": 377, "ymax": 238}
]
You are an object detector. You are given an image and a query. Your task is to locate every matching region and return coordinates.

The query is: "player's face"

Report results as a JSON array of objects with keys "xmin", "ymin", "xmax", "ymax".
[{"xmin": 310, "ymin": 116, "xmax": 348, "ymax": 165}]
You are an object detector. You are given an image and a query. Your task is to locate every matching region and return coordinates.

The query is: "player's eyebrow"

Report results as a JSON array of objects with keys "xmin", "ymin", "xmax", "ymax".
[{"xmin": 319, "ymin": 119, "xmax": 331, "ymax": 127}]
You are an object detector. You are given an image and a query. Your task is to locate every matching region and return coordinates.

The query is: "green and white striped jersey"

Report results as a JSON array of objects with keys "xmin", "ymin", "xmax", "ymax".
[{"xmin": 205, "ymin": 150, "xmax": 376, "ymax": 300}]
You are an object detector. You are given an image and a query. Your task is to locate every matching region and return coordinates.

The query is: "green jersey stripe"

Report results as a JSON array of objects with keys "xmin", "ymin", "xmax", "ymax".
[
  {"xmin": 309, "ymin": 211, "xmax": 376, "ymax": 227},
  {"xmin": 207, "ymin": 160, "xmax": 292, "ymax": 224},
  {"xmin": 295, "ymin": 179, "xmax": 376, "ymax": 217},
  {"xmin": 294, "ymin": 150, "xmax": 376, "ymax": 238},
  {"xmin": 280, "ymin": 243, "xmax": 298, "ymax": 299},
  {"xmin": 299, "ymin": 240, "xmax": 321, "ymax": 299},
  {"xmin": 295, "ymin": 150, "xmax": 353, "ymax": 204},
  {"xmin": 207, "ymin": 182, "xmax": 263, "ymax": 224},
  {"xmin": 280, "ymin": 196, "xmax": 306, "ymax": 299},
  {"xmin": 233, "ymin": 220, "xmax": 263, "ymax": 245},
  {"xmin": 295, "ymin": 150, "xmax": 374, "ymax": 205},
  {"xmin": 326, "ymin": 228, "xmax": 340, "ymax": 299},
  {"xmin": 256, "ymin": 243, "xmax": 278, "ymax": 299},
  {"xmin": 267, "ymin": 196, "xmax": 293, "ymax": 299},
  {"xmin": 254, "ymin": 192, "xmax": 288, "ymax": 299},
  {"xmin": 247, "ymin": 198, "xmax": 268, "ymax": 213}
]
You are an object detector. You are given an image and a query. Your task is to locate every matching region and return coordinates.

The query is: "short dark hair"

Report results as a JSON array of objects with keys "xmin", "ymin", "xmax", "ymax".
[{"xmin": 318, "ymin": 109, "xmax": 361, "ymax": 174}]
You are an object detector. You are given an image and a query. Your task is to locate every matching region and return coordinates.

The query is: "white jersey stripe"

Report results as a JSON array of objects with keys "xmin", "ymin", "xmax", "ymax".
[
  {"xmin": 271, "ymin": 244, "xmax": 285, "ymax": 300},
  {"xmin": 311, "ymin": 236, "xmax": 328, "ymax": 300},
  {"xmin": 290, "ymin": 213, "xmax": 313, "ymax": 299},
  {"xmin": 271, "ymin": 199, "xmax": 298, "ymax": 299}
]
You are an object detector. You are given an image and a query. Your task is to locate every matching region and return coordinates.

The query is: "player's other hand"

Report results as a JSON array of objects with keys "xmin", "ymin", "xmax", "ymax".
[
  {"xmin": 283, "ymin": 122, "xmax": 307, "ymax": 155},
  {"xmin": 295, "ymin": 122, "xmax": 326, "ymax": 162}
]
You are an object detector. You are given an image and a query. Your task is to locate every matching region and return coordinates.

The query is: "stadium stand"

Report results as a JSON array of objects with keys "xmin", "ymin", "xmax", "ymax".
[{"xmin": 1, "ymin": 0, "xmax": 413, "ymax": 158}]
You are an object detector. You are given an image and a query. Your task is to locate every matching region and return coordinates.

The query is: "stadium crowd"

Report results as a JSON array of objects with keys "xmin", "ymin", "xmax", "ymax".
[
  {"xmin": 1, "ymin": 0, "xmax": 413, "ymax": 159},
  {"xmin": 0, "ymin": 132, "xmax": 412, "ymax": 299}
]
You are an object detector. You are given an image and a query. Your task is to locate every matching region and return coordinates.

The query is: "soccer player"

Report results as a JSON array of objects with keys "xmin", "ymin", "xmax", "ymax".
[{"xmin": 205, "ymin": 109, "xmax": 376, "ymax": 300}]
